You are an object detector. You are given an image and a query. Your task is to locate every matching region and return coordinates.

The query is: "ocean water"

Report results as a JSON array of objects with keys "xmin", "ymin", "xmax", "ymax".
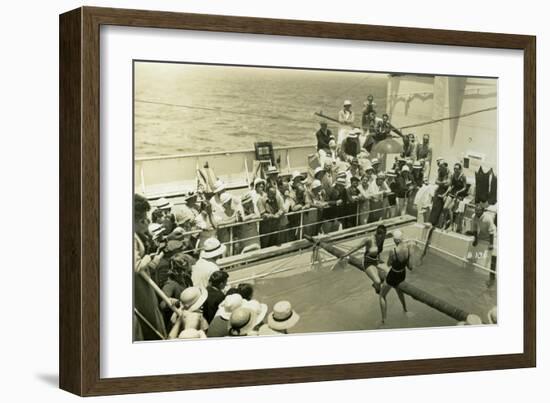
[{"xmin": 134, "ymin": 62, "xmax": 388, "ymax": 157}]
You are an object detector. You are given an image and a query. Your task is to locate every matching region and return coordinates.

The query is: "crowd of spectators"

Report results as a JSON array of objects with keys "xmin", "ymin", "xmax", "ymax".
[{"xmin": 134, "ymin": 96, "xmax": 497, "ymax": 340}]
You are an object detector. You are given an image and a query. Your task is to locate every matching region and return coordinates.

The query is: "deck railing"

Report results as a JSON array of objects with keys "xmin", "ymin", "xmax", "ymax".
[{"xmin": 160, "ymin": 196, "xmax": 486, "ymax": 258}]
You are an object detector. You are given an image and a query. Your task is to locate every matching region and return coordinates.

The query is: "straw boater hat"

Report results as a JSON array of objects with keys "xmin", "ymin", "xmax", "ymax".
[
  {"xmin": 220, "ymin": 192, "xmax": 233, "ymax": 206},
  {"xmin": 241, "ymin": 192, "xmax": 253, "ymax": 205},
  {"xmin": 291, "ymin": 171, "xmax": 305, "ymax": 182},
  {"xmin": 174, "ymin": 210, "xmax": 194, "ymax": 226},
  {"xmin": 253, "ymin": 177, "xmax": 266, "ymax": 188},
  {"xmin": 155, "ymin": 197, "xmax": 172, "ymax": 210},
  {"xmin": 229, "ymin": 307, "xmax": 258, "ymax": 335},
  {"xmin": 343, "ymin": 100, "xmax": 352, "ymax": 106},
  {"xmin": 311, "ymin": 179, "xmax": 323, "ymax": 190},
  {"xmin": 179, "ymin": 286, "xmax": 208, "ymax": 312},
  {"xmin": 371, "ymin": 158, "xmax": 380, "ymax": 166},
  {"xmin": 267, "ymin": 301, "xmax": 300, "ymax": 331},
  {"xmin": 201, "ymin": 237, "xmax": 227, "ymax": 259},
  {"xmin": 148, "ymin": 223, "xmax": 166, "ymax": 241},
  {"xmin": 243, "ymin": 299, "xmax": 268, "ymax": 328},
  {"xmin": 216, "ymin": 294, "xmax": 244, "ymax": 320},
  {"xmin": 412, "ymin": 161, "xmax": 422, "ymax": 169},
  {"xmin": 212, "ymin": 180, "xmax": 226, "ymax": 194},
  {"xmin": 313, "ymin": 166, "xmax": 325, "ymax": 178}
]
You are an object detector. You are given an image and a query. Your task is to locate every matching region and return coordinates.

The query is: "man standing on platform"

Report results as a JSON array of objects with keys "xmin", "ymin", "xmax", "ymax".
[{"xmin": 337, "ymin": 100, "xmax": 355, "ymax": 146}]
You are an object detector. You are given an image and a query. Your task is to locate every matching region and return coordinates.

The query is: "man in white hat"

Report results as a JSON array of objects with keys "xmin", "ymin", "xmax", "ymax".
[
  {"xmin": 191, "ymin": 237, "xmax": 227, "ymax": 289},
  {"xmin": 339, "ymin": 128, "xmax": 362, "ymax": 162},
  {"xmin": 337, "ymin": 99, "xmax": 355, "ymax": 146}
]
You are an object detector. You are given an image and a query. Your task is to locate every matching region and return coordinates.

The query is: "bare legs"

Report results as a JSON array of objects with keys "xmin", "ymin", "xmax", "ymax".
[{"xmin": 379, "ymin": 283, "xmax": 408, "ymax": 324}]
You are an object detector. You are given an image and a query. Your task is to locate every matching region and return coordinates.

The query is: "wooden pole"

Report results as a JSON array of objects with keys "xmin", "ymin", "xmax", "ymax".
[{"xmin": 313, "ymin": 240, "xmax": 471, "ymax": 322}]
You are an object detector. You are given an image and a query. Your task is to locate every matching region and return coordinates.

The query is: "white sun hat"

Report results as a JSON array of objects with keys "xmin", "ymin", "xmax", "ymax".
[{"xmin": 201, "ymin": 237, "xmax": 227, "ymax": 259}]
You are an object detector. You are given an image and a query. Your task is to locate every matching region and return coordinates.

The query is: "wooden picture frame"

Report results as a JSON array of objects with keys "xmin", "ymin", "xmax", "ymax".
[{"xmin": 59, "ymin": 6, "xmax": 536, "ymax": 396}]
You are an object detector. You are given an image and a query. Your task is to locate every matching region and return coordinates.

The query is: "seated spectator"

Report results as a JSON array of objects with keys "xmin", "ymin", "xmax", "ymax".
[
  {"xmin": 259, "ymin": 301, "xmax": 301, "ymax": 335},
  {"xmin": 207, "ymin": 294, "xmax": 244, "ymax": 337},
  {"xmin": 237, "ymin": 283, "xmax": 254, "ymax": 301},
  {"xmin": 168, "ymin": 286, "xmax": 209, "ymax": 339},
  {"xmin": 203, "ymin": 270, "xmax": 229, "ymax": 323},
  {"xmin": 191, "ymin": 237, "xmax": 226, "ymax": 288},
  {"xmin": 315, "ymin": 120, "xmax": 334, "ymax": 151},
  {"xmin": 339, "ymin": 128, "xmax": 362, "ymax": 162}
]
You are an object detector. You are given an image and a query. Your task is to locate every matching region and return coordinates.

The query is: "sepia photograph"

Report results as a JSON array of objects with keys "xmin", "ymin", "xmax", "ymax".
[{"xmin": 132, "ymin": 61, "xmax": 498, "ymax": 342}]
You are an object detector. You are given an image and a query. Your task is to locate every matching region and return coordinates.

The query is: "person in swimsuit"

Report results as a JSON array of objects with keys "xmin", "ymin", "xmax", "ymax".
[
  {"xmin": 379, "ymin": 230, "xmax": 414, "ymax": 324},
  {"xmin": 337, "ymin": 224, "xmax": 387, "ymax": 293}
]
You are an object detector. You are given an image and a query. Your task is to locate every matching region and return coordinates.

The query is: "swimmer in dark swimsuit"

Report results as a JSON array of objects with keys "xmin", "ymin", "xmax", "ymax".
[
  {"xmin": 337, "ymin": 225, "xmax": 387, "ymax": 293},
  {"xmin": 379, "ymin": 230, "xmax": 414, "ymax": 324}
]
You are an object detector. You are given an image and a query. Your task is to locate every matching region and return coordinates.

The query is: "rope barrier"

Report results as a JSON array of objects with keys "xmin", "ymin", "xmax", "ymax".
[{"xmin": 135, "ymin": 99, "xmax": 312, "ymax": 124}]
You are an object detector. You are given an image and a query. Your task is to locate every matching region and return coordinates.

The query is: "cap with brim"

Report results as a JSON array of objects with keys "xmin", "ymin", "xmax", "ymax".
[
  {"xmin": 253, "ymin": 178, "xmax": 266, "ymax": 188},
  {"xmin": 347, "ymin": 131, "xmax": 359, "ymax": 138},
  {"xmin": 343, "ymin": 100, "xmax": 352, "ymax": 106},
  {"xmin": 243, "ymin": 300, "xmax": 268, "ymax": 328},
  {"xmin": 412, "ymin": 161, "xmax": 422, "ymax": 168},
  {"xmin": 213, "ymin": 180, "xmax": 226, "ymax": 194},
  {"xmin": 241, "ymin": 193, "xmax": 253, "ymax": 204},
  {"xmin": 149, "ymin": 223, "xmax": 165, "ymax": 240},
  {"xmin": 311, "ymin": 179, "xmax": 322, "ymax": 190},
  {"xmin": 291, "ymin": 171, "xmax": 304, "ymax": 182},
  {"xmin": 392, "ymin": 230, "xmax": 403, "ymax": 241},
  {"xmin": 156, "ymin": 197, "xmax": 172, "ymax": 210},
  {"xmin": 267, "ymin": 301, "xmax": 300, "ymax": 331},
  {"xmin": 371, "ymin": 158, "xmax": 380, "ymax": 165},
  {"xmin": 313, "ymin": 166, "xmax": 325, "ymax": 177},
  {"xmin": 217, "ymin": 294, "xmax": 244, "ymax": 320},
  {"xmin": 266, "ymin": 166, "xmax": 279, "ymax": 175},
  {"xmin": 180, "ymin": 286, "xmax": 208, "ymax": 312},
  {"xmin": 201, "ymin": 237, "xmax": 227, "ymax": 259},
  {"xmin": 229, "ymin": 307, "xmax": 258, "ymax": 335},
  {"xmin": 174, "ymin": 210, "xmax": 194, "ymax": 225},
  {"xmin": 220, "ymin": 192, "xmax": 232, "ymax": 205},
  {"xmin": 376, "ymin": 172, "xmax": 386, "ymax": 179}
]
